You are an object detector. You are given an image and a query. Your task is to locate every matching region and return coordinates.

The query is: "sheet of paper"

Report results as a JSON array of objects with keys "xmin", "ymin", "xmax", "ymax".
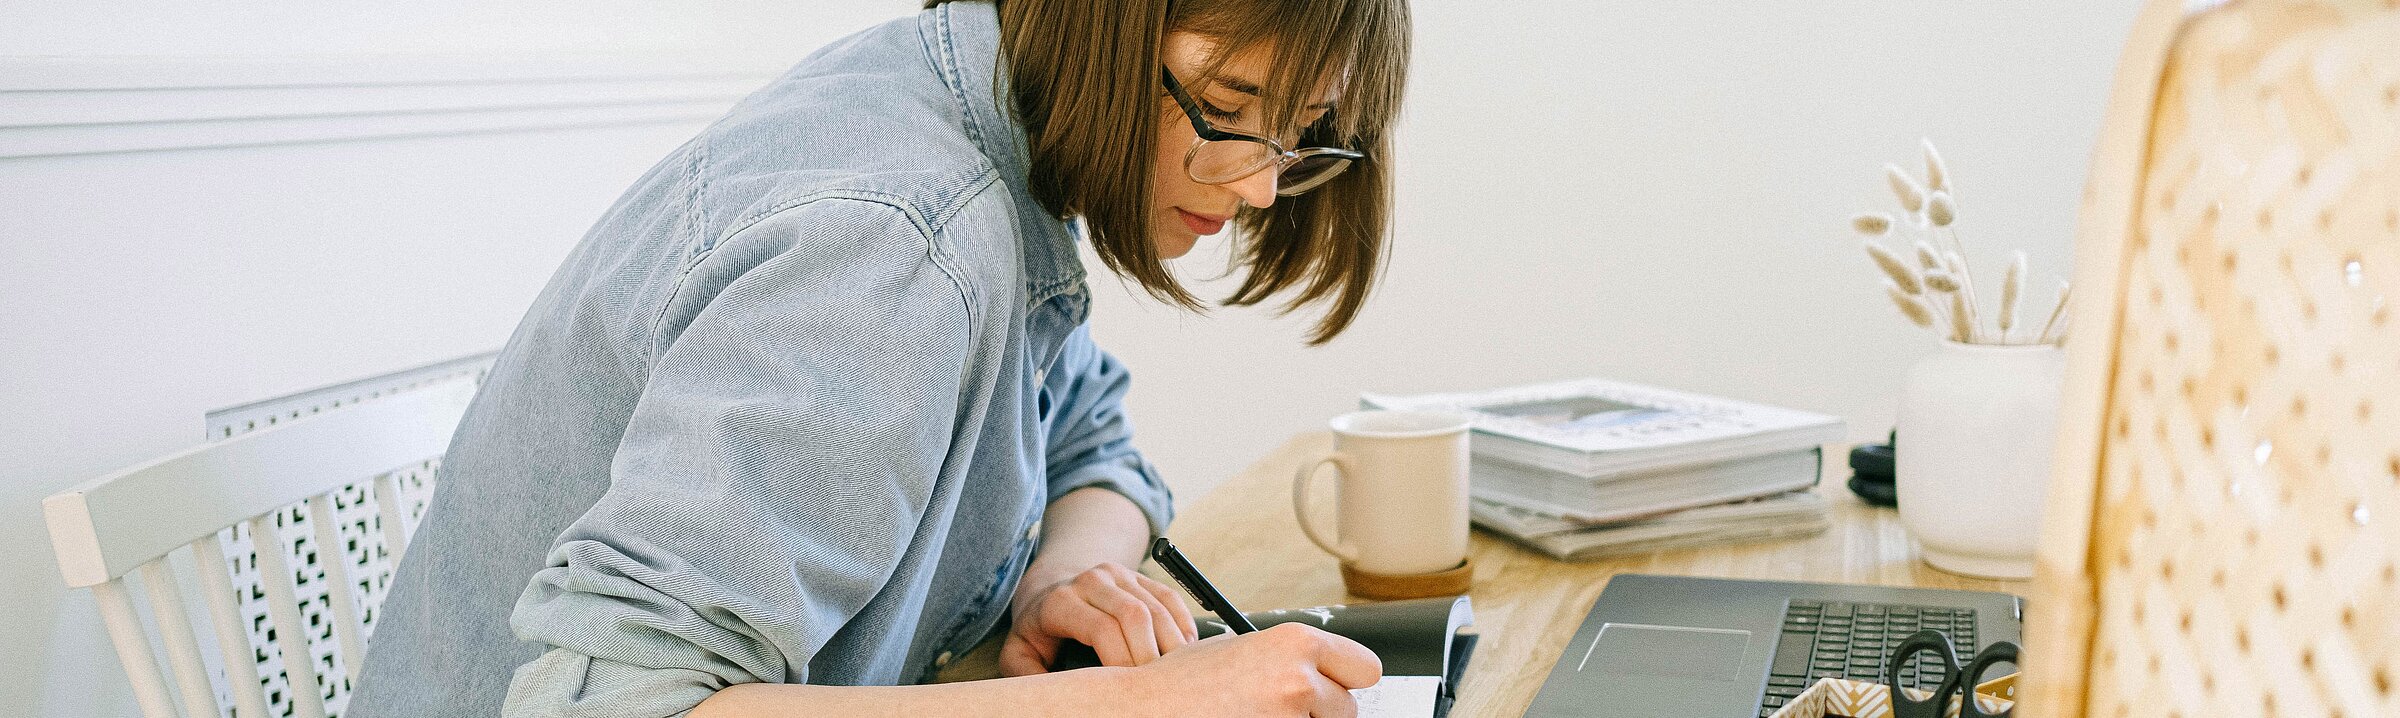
[{"xmin": 1351, "ymin": 675, "xmax": 1442, "ymax": 718}]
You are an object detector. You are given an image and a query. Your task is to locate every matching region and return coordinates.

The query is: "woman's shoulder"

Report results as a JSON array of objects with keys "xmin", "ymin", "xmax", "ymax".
[
  {"xmin": 693, "ymin": 14, "xmax": 1006, "ymax": 248},
  {"xmin": 576, "ymin": 10, "xmax": 1038, "ymax": 353},
  {"xmin": 639, "ymin": 194, "xmax": 1004, "ymax": 366}
]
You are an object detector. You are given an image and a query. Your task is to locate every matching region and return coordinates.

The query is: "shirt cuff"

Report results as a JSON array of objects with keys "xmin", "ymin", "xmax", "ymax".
[
  {"xmin": 503, "ymin": 648, "xmax": 729, "ymax": 718},
  {"xmin": 1047, "ymin": 459, "xmax": 1174, "ymax": 539}
]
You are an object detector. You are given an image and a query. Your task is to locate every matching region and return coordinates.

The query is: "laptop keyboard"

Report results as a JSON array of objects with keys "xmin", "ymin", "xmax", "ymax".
[{"xmin": 1757, "ymin": 600, "xmax": 1979, "ymax": 716}]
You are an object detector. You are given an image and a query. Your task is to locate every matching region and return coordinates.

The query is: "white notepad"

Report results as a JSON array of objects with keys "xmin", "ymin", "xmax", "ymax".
[{"xmin": 1353, "ymin": 675, "xmax": 1444, "ymax": 718}]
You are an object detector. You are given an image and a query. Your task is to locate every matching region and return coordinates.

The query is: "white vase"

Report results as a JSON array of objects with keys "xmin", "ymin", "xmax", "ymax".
[{"xmin": 1895, "ymin": 340, "xmax": 2066, "ymax": 579}]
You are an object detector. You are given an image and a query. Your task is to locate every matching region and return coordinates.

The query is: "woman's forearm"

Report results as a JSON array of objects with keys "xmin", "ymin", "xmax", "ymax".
[
  {"xmin": 1018, "ymin": 487, "xmax": 1156, "ymax": 595},
  {"xmin": 692, "ymin": 489, "xmax": 1162, "ymax": 718},
  {"xmin": 689, "ymin": 666, "xmax": 1136, "ymax": 718}
]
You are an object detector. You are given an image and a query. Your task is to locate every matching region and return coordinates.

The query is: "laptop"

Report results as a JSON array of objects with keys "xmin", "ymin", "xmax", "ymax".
[{"xmin": 1522, "ymin": 574, "xmax": 2023, "ymax": 718}]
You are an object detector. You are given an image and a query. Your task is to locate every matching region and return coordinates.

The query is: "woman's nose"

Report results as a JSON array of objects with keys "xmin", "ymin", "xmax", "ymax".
[{"xmin": 1226, "ymin": 167, "xmax": 1278, "ymax": 209}]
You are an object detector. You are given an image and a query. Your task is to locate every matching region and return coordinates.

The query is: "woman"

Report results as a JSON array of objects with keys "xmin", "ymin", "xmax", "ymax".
[{"xmin": 350, "ymin": 0, "xmax": 1409, "ymax": 715}]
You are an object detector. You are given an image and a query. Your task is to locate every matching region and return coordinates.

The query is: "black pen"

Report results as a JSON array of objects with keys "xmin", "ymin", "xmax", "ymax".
[{"xmin": 1150, "ymin": 536, "xmax": 1257, "ymax": 634}]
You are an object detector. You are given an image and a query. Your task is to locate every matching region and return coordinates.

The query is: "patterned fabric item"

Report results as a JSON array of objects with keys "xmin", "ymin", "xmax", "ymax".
[
  {"xmin": 2079, "ymin": 1, "xmax": 2400, "ymax": 715},
  {"xmin": 2026, "ymin": 0, "xmax": 2400, "ymax": 715},
  {"xmin": 1768, "ymin": 677, "xmax": 2018, "ymax": 718}
]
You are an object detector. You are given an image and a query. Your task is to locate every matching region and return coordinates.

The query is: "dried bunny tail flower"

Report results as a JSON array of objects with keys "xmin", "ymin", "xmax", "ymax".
[
  {"xmin": 1922, "ymin": 271, "xmax": 1962, "ymax": 293},
  {"xmin": 1922, "ymin": 138, "xmax": 1950, "ymax": 192},
  {"xmin": 1944, "ymin": 249, "xmax": 1980, "ymax": 337},
  {"xmin": 1886, "ymin": 164, "xmax": 1928, "ymax": 213},
  {"xmin": 1887, "ymin": 281, "xmax": 1935, "ymax": 328},
  {"xmin": 1915, "ymin": 240, "xmax": 1944, "ymax": 270},
  {"xmin": 1864, "ymin": 241, "xmax": 1922, "ymax": 294},
  {"xmin": 2039, "ymin": 281, "xmax": 2072, "ymax": 343},
  {"xmin": 1945, "ymin": 250, "xmax": 1977, "ymax": 295},
  {"xmin": 1852, "ymin": 212, "xmax": 1894, "ymax": 236},
  {"xmin": 1999, "ymin": 250, "xmax": 2026, "ymax": 335},
  {"xmin": 1926, "ymin": 192, "xmax": 1957, "ymax": 227},
  {"xmin": 1950, "ymin": 291, "xmax": 1975, "ymax": 342}
]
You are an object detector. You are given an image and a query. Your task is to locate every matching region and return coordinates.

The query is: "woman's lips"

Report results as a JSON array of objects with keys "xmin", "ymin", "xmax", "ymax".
[{"xmin": 1177, "ymin": 208, "xmax": 1228, "ymax": 235}]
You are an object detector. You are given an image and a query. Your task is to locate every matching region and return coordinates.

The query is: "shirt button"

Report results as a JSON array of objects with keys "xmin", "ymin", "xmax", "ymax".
[
  {"xmin": 935, "ymin": 651, "xmax": 955, "ymax": 667},
  {"xmin": 1024, "ymin": 519, "xmax": 1042, "ymax": 542},
  {"xmin": 1034, "ymin": 369, "xmax": 1048, "ymax": 385}
]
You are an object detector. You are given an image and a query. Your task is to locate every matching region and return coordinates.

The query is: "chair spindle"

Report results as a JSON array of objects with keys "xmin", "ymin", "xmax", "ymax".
[
  {"xmin": 92, "ymin": 578, "xmax": 182, "ymax": 718},
  {"xmin": 192, "ymin": 535, "xmax": 273, "ymax": 718},
  {"xmin": 246, "ymin": 514, "xmax": 329, "ymax": 718},
  {"xmin": 136, "ymin": 560, "xmax": 220, "ymax": 718},
  {"xmin": 305, "ymin": 493, "xmax": 369, "ymax": 685}
]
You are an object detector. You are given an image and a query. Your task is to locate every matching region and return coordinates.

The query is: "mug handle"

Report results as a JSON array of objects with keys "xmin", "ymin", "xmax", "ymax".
[{"xmin": 1292, "ymin": 453, "xmax": 1361, "ymax": 563}]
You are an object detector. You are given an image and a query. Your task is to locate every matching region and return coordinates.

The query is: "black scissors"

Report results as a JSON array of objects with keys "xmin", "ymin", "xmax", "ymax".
[{"xmin": 1887, "ymin": 629, "xmax": 2018, "ymax": 718}]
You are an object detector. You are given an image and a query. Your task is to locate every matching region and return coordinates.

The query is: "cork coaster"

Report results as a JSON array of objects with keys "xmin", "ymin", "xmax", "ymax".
[{"xmin": 1340, "ymin": 557, "xmax": 1475, "ymax": 600}]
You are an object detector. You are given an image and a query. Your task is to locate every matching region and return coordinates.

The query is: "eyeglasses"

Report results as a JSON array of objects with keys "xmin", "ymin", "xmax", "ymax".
[{"xmin": 1160, "ymin": 67, "xmax": 1364, "ymax": 196}]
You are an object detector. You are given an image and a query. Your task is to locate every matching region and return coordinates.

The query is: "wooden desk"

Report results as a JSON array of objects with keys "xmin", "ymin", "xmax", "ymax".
[{"xmin": 1164, "ymin": 432, "xmax": 2029, "ymax": 717}]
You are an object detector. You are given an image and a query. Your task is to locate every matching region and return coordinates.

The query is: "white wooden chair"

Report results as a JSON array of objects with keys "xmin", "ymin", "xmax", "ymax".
[{"xmin": 43, "ymin": 354, "xmax": 492, "ymax": 718}]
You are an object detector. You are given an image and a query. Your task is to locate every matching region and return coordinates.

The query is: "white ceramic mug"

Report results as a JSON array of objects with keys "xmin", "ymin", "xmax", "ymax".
[{"xmin": 1291, "ymin": 409, "xmax": 1474, "ymax": 576}]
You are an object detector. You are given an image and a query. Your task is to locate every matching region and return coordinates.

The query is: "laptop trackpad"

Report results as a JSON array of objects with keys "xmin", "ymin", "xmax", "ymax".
[
  {"xmin": 1581, "ymin": 623, "xmax": 1748, "ymax": 679},
  {"xmin": 1570, "ymin": 623, "xmax": 1752, "ymax": 715},
  {"xmin": 1564, "ymin": 629, "xmax": 1756, "ymax": 715}
]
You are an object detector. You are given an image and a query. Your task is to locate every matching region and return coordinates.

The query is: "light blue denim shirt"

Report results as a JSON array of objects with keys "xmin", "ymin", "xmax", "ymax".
[{"xmin": 347, "ymin": 3, "xmax": 1173, "ymax": 716}]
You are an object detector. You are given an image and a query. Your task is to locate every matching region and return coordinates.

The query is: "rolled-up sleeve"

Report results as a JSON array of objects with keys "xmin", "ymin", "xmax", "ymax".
[
  {"xmin": 500, "ymin": 198, "xmax": 973, "ymax": 718},
  {"xmin": 1039, "ymin": 325, "xmax": 1174, "ymax": 538}
]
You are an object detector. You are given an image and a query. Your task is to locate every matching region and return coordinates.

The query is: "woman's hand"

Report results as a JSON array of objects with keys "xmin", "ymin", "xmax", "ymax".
[
  {"xmin": 1116, "ymin": 623, "xmax": 1384, "ymax": 718},
  {"xmin": 1001, "ymin": 562, "xmax": 1200, "ymax": 674},
  {"xmin": 695, "ymin": 621, "xmax": 1379, "ymax": 718}
]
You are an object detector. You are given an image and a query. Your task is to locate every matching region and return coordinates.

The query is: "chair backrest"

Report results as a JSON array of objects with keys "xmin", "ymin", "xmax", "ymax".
[
  {"xmin": 44, "ymin": 354, "xmax": 492, "ymax": 718},
  {"xmin": 2027, "ymin": 0, "xmax": 2400, "ymax": 715}
]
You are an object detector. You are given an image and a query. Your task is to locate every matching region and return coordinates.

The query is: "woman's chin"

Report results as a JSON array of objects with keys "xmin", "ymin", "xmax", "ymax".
[{"xmin": 1153, "ymin": 229, "xmax": 1198, "ymax": 259}]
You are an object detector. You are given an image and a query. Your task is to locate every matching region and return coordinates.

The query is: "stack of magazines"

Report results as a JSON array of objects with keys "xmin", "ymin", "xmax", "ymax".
[{"xmin": 1362, "ymin": 378, "xmax": 1846, "ymax": 561}]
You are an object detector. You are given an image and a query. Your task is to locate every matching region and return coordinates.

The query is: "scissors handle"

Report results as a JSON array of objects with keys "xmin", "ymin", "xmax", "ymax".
[
  {"xmin": 1887, "ymin": 629, "xmax": 1964, "ymax": 718},
  {"xmin": 1957, "ymin": 641, "xmax": 2021, "ymax": 718}
]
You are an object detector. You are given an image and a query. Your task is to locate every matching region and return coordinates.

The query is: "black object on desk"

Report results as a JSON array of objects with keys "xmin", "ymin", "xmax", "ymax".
[
  {"xmin": 1051, "ymin": 596, "xmax": 1481, "ymax": 718},
  {"xmin": 1848, "ymin": 430, "xmax": 1898, "ymax": 507},
  {"xmin": 1049, "ymin": 539, "xmax": 1479, "ymax": 718}
]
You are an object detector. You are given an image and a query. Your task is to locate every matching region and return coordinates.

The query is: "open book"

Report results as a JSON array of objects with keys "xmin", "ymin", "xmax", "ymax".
[
  {"xmin": 1057, "ymin": 596, "xmax": 1476, "ymax": 717},
  {"xmin": 1198, "ymin": 596, "xmax": 1478, "ymax": 718}
]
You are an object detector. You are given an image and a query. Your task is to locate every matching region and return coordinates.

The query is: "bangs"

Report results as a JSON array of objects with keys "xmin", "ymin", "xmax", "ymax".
[{"xmin": 1171, "ymin": 0, "xmax": 1410, "ymax": 144}]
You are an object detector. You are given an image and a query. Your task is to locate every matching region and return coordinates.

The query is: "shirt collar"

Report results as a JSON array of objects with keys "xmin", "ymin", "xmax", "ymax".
[{"xmin": 922, "ymin": 1, "xmax": 1089, "ymax": 306}]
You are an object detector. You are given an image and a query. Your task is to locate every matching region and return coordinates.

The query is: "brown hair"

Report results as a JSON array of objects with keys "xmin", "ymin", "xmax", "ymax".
[{"xmin": 932, "ymin": 0, "xmax": 1410, "ymax": 344}]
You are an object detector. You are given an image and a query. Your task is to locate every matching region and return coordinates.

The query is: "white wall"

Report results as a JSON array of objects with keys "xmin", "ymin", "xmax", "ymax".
[
  {"xmin": 1094, "ymin": 0, "xmax": 2144, "ymax": 503},
  {"xmin": 0, "ymin": 3, "xmax": 919, "ymax": 715},
  {"xmin": 3, "ymin": 1, "xmax": 2140, "ymax": 715}
]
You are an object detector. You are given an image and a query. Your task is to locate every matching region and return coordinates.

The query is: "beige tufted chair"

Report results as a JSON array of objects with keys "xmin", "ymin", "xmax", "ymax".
[{"xmin": 2024, "ymin": 0, "xmax": 2400, "ymax": 716}]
